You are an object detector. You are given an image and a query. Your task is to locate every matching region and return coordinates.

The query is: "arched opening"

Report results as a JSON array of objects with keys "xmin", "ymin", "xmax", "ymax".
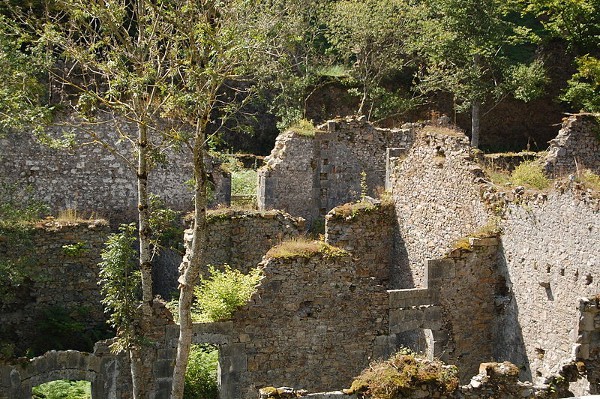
[{"xmin": 32, "ymin": 380, "xmax": 91, "ymax": 399}]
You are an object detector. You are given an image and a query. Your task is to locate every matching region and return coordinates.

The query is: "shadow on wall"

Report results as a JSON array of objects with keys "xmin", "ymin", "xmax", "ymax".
[
  {"xmin": 494, "ymin": 241, "xmax": 532, "ymax": 381},
  {"xmin": 391, "ymin": 224, "xmax": 414, "ymax": 290}
]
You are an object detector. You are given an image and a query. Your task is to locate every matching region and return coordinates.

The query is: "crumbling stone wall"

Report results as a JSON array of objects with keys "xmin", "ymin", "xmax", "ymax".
[
  {"xmin": 576, "ymin": 297, "xmax": 600, "ymax": 394},
  {"xmin": 544, "ymin": 114, "xmax": 600, "ymax": 177},
  {"xmin": 388, "ymin": 127, "xmax": 490, "ymax": 288},
  {"xmin": 1, "ymin": 298, "xmax": 175, "ymax": 399},
  {"xmin": 388, "ymin": 236, "xmax": 501, "ymax": 381},
  {"xmin": 0, "ymin": 118, "xmax": 230, "ymax": 224},
  {"xmin": 258, "ymin": 116, "xmax": 414, "ymax": 222},
  {"xmin": 204, "ymin": 209, "xmax": 305, "ymax": 274},
  {"xmin": 496, "ymin": 189, "xmax": 600, "ymax": 390},
  {"xmin": 0, "ymin": 221, "xmax": 110, "ymax": 356},
  {"xmin": 153, "ymin": 209, "xmax": 305, "ymax": 298},
  {"xmin": 229, "ymin": 251, "xmax": 390, "ymax": 399},
  {"xmin": 325, "ymin": 200, "xmax": 395, "ymax": 286}
]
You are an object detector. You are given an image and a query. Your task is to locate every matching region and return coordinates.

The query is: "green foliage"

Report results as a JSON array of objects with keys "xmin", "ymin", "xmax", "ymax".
[
  {"xmin": 507, "ymin": 59, "xmax": 548, "ymax": 102},
  {"xmin": 562, "ymin": 55, "xmax": 600, "ymax": 113},
  {"xmin": 0, "ymin": 15, "xmax": 51, "ymax": 135},
  {"xmin": 231, "ymin": 169, "xmax": 257, "ymax": 197},
  {"xmin": 511, "ymin": 160, "xmax": 550, "ymax": 189},
  {"xmin": 32, "ymin": 380, "xmax": 91, "ymax": 399},
  {"xmin": 192, "ymin": 265, "xmax": 262, "ymax": 323},
  {"xmin": 325, "ymin": 0, "xmax": 415, "ymax": 117},
  {"xmin": 98, "ymin": 224, "xmax": 141, "ymax": 353},
  {"xmin": 346, "ymin": 349, "xmax": 459, "ymax": 398},
  {"xmin": 519, "ymin": 0, "xmax": 600, "ymax": 51},
  {"xmin": 184, "ymin": 344, "xmax": 219, "ymax": 399},
  {"xmin": 407, "ymin": 0, "xmax": 546, "ymax": 134},
  {"xmin": 31, "ymin": 306, "xmax": 112, "ymax": 356},
  {"xmin": 62, "ymin": 242, "xmax": 88, "ymax": 257},
  {"xmin": 148, "ymin": 194, "xmax": 183, "ymax": 254}
]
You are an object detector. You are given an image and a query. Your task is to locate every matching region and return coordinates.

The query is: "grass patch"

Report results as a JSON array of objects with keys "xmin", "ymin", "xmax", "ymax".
[
  {"xmin": 484, "ymin": 168, "xmax": 512, "ymax": 186},
  {"xmin": 451, "ymin": 219, "xmax": 501, "ymax": 251},
  {"xmin": 345, "ymin": 349, "xmax": 459, "ymax": 398},
  {"xmin": 329, "ymin": 200, "xmax": 377, "ymax": 219},
  {"xmin": 510, "ymin": 160, "xmax": 550, "ymax": 190},
  {"xmin": 422, "ymin": 125, "xmax": 465, "ymax": 137},
  {"xmin": 288, "ymin": 119, "xmax": 317, "ymax": 137},
  {"xmin": 576, "ymin": 169, "xmax": 600, "ymax": 191},
  {"xmin": 266, "ymin": 237, "xmax": 348, "ymax": 259}
]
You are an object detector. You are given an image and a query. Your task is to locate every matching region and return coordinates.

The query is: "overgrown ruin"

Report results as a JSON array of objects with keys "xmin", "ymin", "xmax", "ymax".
[{"xmin": 1, "ymin": 114, "xmax": 599, "ymax": 398}]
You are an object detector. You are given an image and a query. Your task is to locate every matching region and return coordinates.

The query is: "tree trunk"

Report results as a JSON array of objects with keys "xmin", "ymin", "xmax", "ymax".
[
  {"xmin": 135, "ymin": 120, "xmax": 153, "ymax": 399},
  {"xmin": 471, "ymin": 100, "xmax": 480, "ymax": 148},
  {"xmin": 171, "ymin": 119, "xmax": 209, "ymax": 399}
]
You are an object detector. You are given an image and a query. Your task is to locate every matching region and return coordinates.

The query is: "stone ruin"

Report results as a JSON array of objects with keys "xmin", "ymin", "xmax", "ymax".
[
  {"xmin": 1, "ymin": 114, "xmax": 600, "ymax": 398},
  {"xmin": 0, "ymin": 116, "xmax": 231, "ymax": 225}
]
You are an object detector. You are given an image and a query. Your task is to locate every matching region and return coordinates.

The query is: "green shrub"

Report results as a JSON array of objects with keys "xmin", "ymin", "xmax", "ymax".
[
  {"xmin": 346, "ymin": 349, "xmax": 459, "ymax": 399},
  {"xmin": 32, "ymin": 380, "xmax": 91, "ymax": 399},
  {"xmin": 192, "ymin": 265, "xmax": 262, "ymax": 322},
  {"xmin": 184, "ymin": 344, "xmax": 219, "ymax": 399},
  {"xmin": 510, "ymin": 160, "xmax": 550, "ymax": 190}
]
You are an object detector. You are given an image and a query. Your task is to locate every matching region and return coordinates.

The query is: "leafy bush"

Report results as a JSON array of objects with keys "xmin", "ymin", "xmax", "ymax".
[
  {"xmin": 184, "ymin": 344, "xmax": 219, "ymax": 399},
  {"xmin": 346, "ymin": 349, "xmax": 459, "ymax": 399},
  {"xmin": 510, "ymin": 160, "xmax": 550, "ymax": 189},
  {"xmin": 32, "ymin": 380, "xmax": 91, "ymax": 399},
  {"xmin": 98, "ymin": 224, "xmax": 142, "ymax": 353},
  {"xmin": 562, "ymin": 55, "xmax": 600, "ymax": 113},
  {"xmin": 192, "ymin": 265, "xmax": 262, "ymax": 322}
]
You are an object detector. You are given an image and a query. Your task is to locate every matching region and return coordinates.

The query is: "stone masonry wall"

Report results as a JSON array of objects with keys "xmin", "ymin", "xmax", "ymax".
[
  {"xmin": 389, "ymin": 127, "xmax": 490, "ymax": 289},
  {"xmin": 0, "ymin": 221, "xmax": 110, "ymax": 356},
  {"xmin": 325, "ymin": 201, "xmax": 395, "ymax": 286},
  {"xmin": 388, "ymin": 236, "xmax": 502, "ymax": 381},
  {"xmin": 154, "ymin": 209, "xmax": 305, "ymax": 297},
  {"xmin": 0, "ymin": 118, "xmax": 230, "ymax": 225},
  {"xmin": 544, "ymin": 114, "xmax": 600, "ymax": 177},
  {"xmin": 229, "ymin": 252, "xmax": 390, "ymax": 399},
  {"xmin": 258, "ymin": 117, "xmax": 414, "ymax": 222},
  {"xmin": 205, "ymin": 209, "xmax": 305, "ymax": 274},
  {"xmin": 496, "ymin": 190, "xmax": 600, "ymax": 389},
  {"xmin": 171, "ymin": 203, "xmax": 395, "ymax": 398}
]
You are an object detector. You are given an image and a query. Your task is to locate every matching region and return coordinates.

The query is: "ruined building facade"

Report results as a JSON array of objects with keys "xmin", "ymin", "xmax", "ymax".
[{"xmin": 1, "ymin": 115, "xmax": 600, "ymax": 398}]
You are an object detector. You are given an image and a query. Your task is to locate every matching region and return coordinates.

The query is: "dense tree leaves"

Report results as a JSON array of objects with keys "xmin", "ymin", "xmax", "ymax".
[{"xmin": 406, "ymin": 0, "xmax": 548, "ymax": 146}]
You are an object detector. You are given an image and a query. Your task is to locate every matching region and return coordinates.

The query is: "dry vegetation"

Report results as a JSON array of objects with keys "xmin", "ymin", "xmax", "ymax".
[
  {"xmin": 344, "ymin": 350, "xmax": 459, "ymax": 399},
  {"xmin": 266, "ymin": 237, "xmax": 348, "ymax": 259}
]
